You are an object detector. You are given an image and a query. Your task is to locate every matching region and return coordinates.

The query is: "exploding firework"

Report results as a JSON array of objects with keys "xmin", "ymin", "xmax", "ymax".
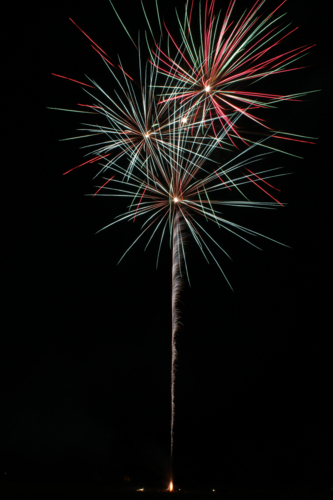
[
  {"xmin": 151, "ymin": 0, "xmax": 315, "ymax": 147},
  {"xmin": 52, "ymin": 0, "xmax": 315, "ymax": 488}
]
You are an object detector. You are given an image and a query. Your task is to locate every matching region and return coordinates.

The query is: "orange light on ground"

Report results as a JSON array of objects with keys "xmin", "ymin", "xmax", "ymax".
[{"xmin": 169, "ymin": 481, "xmax": 173, "ymax": 492}]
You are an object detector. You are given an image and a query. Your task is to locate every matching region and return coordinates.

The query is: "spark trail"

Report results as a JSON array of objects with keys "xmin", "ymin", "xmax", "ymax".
[{"xmin": 171, "ymin": 209, "xmax": 183, "ymax": 459}]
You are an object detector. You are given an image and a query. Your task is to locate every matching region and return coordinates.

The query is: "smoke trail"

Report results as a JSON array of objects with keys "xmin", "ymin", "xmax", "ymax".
[{"xmin": 171, "ymin": 210, "xmax": 184, "ymax": 459}]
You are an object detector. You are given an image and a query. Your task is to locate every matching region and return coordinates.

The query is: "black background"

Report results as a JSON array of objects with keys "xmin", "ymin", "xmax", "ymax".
[{"xmin": 1, "ymin": 0, "xmax": 332, "ymax": 494}]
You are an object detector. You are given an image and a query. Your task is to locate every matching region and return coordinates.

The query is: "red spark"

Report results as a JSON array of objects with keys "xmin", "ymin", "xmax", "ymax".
[
  {"xmin": 245, "ymin": 168, "xmax": 280, "ymax": 191},
  {"xmin": 63, "ymin": 154, "xmax": 110, "ymax": 175},
  {"xmin": 51, "ymin": 73, "xmax": 94, "ymax": 88},
  {"xmin": 93, "ymin": 175, "xmax": 115, "ymax": 197},
  {"xmin": 133, "ymin": 185, "xmax": 148, "ymax": 222},
  {"xmin": 244, "ymin": 174, "xmax": 284, "ymax": 206},
  {"xmin": 214, "ymin": 170, "xmax": 232, "ymax": 190},
  {"xmin": 69, "ymin": 18, "xmax": 109, "ymax": 56}
]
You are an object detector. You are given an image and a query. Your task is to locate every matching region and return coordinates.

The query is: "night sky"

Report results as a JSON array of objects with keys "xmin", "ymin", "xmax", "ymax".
[{"xmin": 1, "ymin": 0, "xmax": 332, "ymax": 495}]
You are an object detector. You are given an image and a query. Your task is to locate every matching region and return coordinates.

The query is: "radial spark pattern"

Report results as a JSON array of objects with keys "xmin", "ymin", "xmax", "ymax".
[
  {"xmin": 152, "ymin": 0, "xmax": 315, "ymax": 146},
  {"xmin": 52, "ymin": 0, "xmax": 316, "ymax": 483}
]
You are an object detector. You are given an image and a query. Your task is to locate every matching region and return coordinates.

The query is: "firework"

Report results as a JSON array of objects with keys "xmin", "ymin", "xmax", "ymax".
[
  {"xmin": 52, "ymin": 0, "xmax": 315, "ymax": 487},
  {"xmin": 151, "ymin": 0, "xmax": 315, "ymax": 147}
]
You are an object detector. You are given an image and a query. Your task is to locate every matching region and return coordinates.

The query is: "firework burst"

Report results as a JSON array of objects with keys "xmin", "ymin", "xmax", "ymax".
[
  {"xmin": 52, "ymin": 0, "xmax": 316, "ymax": 487},
  {"xmin": 151, "ymin": 0, "xmax": 315, "ymax": 147}
]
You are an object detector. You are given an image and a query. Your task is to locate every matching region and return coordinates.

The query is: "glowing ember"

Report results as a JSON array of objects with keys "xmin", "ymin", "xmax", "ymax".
[
  {"xmin": 173, "ymin": 197, "xmax": 178, "ymax": 203},
  {"xmin": 181, "ymin": 117, "xmax": 187, "ymax": 123},
  {"xmin": 205, "ymin": 85, "xmax": 210, "ymax": 92},
  {"xmin": 169, "ymin": 481, "xmax": 173, "ymax": 492}
]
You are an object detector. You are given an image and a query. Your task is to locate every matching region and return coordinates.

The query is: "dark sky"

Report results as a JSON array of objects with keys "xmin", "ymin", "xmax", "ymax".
[{"xmin": 1, "ymin": 0, "xmax": 332, "ymax": 492}]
